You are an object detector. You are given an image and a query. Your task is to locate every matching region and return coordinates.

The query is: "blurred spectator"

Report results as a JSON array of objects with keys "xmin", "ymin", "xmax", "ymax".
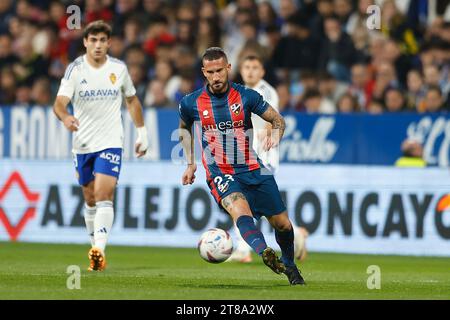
[
  {"xmin": 278, "ymin": 0, "xmax": 299, "ymax": 26},
  {"xmin": 272, "ymin": 13, "xmax": 320, "ymax": 73},
  {"xmin": 298, "ymin": 88, "xmax": 336, "ymax": 113},
  {"xmin": 15, "ymin": 85, "xmax": 31, "ymax": 106},
  {"xmin": 348, "ymin": 63, "xmax": 375, "ymax": 110},
  {"xmin": 123, "ymin": 45, "xmax": 148, "ymax": 68},
  {"xmin": 277, "ymin": 82, "xmax": 294, "ymax": 112},
  {"xmin": 151, "ymin": 60, "xmax": 181, "ymax": 101},
  {"xmin": 174, "ymin": 70, "xmax": 197, "ymax": 104},
  {"xmin": 367, "ymin": 99, "xmax": 385, "ymax": 114},
  {"xmin": 310, "ymin": 0, "xmax": 334, "ymax": 40},
  {"xmin": 85, "ymin": 0, "xmax": 113, "ymax": 24},
  {"xmin": 12, "ymin": 36, "xmax": 49, "ymax": 86},
  {"xmin": 382, "ymin": 39, "xmax": 413, "ymax": 87},
  {"xmin": 395, "ymin": 139, "xmax": 426, "ymax": 167},
  {"xmin": 196, "ymin": 18, "xmax": 222, "ymax": 57},
  {"xmin": 109, "ymin": 35, "xmax": 126, "ymax": 59},
  {"xmin": 318, "ymin": 15, "xmax": 358, "ymax": 82},
  {"xmin": 318, "ymin": 71, "xmax": 349, "ymax": 105},
  {"xmin": 337, "ymin": 93, "xmax": 360, "ymax": 112},
  {"xmin": 0, "ymin": 67, "xmax": 16, "ymax": 104},
  {"xmin": 30, "ymin": 77, "xmax": 51, "ymax": 106},
  {"xmin": 0, "ymin": 0, "xmax": 14, "ymax": 34},
  {"xmin": 422, "ymin": 85, "xmax": 446, "ymax": 113},
  {"xmin": 334, "ymin": 0, "xmax": 354, "ymax": 33},
  {"xmin": 384, "ymin": 88, "xmax": 406, "ymax": 112},
  {"xmin": 143, "ymin": 15, "xmax": 175, "ymax": 58},
  {"xmin": 406, "ymin": 69, "xmax": 426, "ymax": 110},
  {"xmin": 372, "ymin": 62, "xmax": 399, "ymax": 102},
  {"xmin": 144, "ymin": 79, "xmax": 177, "ymax": 109},
  {"xmin": 258, "ymin": 1, "xmax": 282, "ymax": 31},
  {"xmin": 0, "ymin": 33, "xmax": 18, "ymax": 69},
  {"xmin": 289, "ymin": 70, "xmax": 318, "ymax": 108},
  {"xmin": 380, "ymin": 0, "xmax": 419, "ymax": 55},
  {"xmin": 128, "ymin": 63, "xmax": 147, "ymax": 103},
  {"xmin": 123, "ymin": 17, "xmax": 143, "ymax": 47}
]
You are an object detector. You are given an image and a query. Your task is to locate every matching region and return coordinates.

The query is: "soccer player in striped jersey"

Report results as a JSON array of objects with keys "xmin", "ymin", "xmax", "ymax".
[
  {"xmin": 53, "ymin": 21, "xmax": 149, "ymax": 271},
  {"xmin": 228, "ymin": 55, "xmax": 308, "ymax": 265},
  {"xmin": 178, "ymin": 47, "xmax": 305, "ymax": 285}
]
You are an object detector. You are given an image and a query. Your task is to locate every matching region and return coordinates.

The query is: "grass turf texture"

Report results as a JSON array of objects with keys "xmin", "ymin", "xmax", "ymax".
[{"xmin": 0, "ymin": 242, "xmax": 448, "ymax": 300}]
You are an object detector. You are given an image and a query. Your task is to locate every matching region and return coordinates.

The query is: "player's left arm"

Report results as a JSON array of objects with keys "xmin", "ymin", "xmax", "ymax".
[
  {"xmin": 259, "ymin": 105, "xmax": 286, "ymax": 151},
  {"xmin": 125, "ymin": 95, "xmax": 148, "ymax": 157}
]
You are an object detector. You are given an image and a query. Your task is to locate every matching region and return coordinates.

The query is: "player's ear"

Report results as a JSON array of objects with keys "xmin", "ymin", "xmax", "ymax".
[
  {"xmin": 227, "ymin": 63, "xmax": 231, "ymax": 72},
  {"xmin": 201, "ymin": 67, "xmax": 207, "ymax": 78},
  {"xmin": 83, "ymin": 37, "xmax": 87, "ymax": 48}
]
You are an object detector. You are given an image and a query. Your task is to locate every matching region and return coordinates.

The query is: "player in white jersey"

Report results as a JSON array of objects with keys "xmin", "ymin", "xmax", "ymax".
[
  {"xmin": 53, "ymin": 21, "xmax": 149, "ymax": 271},
  {"xmin": 228, "ymin": 55, "xmax": 308, "ymax": 263}
]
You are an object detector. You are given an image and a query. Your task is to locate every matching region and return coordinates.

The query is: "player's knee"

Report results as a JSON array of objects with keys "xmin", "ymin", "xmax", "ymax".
[
  {"xmin": 83, "ymin": 193, "xmax": 96, "ymax": 207},
  {"xmin": 85, "ymin": 199, "xmax": 96, "ymax": 207},
  {"xmin": 272, "ymin": 216, "xmax": 292, "ymax": 232},
  {"xmin": 94, "ymin": 190, "xmax": 114, "ymax": 202},
  {"xmin": 276, "ymin": 223, "xmax": 292, "ymax": 232}
]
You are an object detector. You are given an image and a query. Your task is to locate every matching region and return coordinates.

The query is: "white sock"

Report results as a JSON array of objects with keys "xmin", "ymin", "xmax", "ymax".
[
  {"xmin": 84, "ymin": 204, "xmax": 96, "ymax": 247},
  {"xmin": 94, "ymin": 200, "xmax": 114, "ymax": 254}
]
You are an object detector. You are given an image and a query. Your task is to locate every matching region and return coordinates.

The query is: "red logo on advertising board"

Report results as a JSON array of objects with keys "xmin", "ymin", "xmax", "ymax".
[{"xmin": 0, "ymin": 171, "xmax": 40, "ymax": 241}]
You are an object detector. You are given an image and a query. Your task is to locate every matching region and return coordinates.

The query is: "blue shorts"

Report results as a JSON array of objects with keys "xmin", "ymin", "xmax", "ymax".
[
  {"xmin": 73, "ymin": 148, "xmax": 122, "ymax": 186},
  {"xmin": 207, "ymin": 169, "xmax": 286, "ymax": 220}
]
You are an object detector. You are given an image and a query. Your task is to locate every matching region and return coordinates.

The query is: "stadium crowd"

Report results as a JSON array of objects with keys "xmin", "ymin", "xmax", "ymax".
[{"xmin": 0, "ymin": 0, "xmax": 449, "ymax": 113}]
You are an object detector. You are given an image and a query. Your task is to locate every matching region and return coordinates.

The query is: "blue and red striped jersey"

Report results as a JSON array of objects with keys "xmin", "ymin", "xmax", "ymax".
[{"xmin": 179, "ymin": 82, "xmax": 269, "ymax": 178}]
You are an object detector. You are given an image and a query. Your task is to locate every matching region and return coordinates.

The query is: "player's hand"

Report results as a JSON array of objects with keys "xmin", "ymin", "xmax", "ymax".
[
  {"xmin": 135, "ymin": 126, "xmax": 148, "ymax": 158},
  {"xmin": 182, "ymin": 164, "xmax": 197, "ymax": 185},
  {"xmin": 262, "ymin": 136, "xmax": 279, "ymax": 151},
  {"xmin": 62, "ymin": 115, "xmax": 79, "ymax": 132}
]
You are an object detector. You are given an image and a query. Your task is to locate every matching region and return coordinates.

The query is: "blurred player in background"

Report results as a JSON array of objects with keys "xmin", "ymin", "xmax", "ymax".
[
  {"xmin": 179, "ymin": 47, "xmax": 305, "ymax": 285},
  {"xmin": 228, "ymin": 55, "xmax": 308, "ymax": 264},
  {"xmin": 53, "ymin": 21, "xmax": 148, "ymax": 271}
]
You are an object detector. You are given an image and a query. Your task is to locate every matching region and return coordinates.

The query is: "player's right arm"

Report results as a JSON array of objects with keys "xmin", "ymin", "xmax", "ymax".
[
  {"xmin": 178, "ymin": 98, "xmax": 196, "ymax": 185},
  {"xmin": 53, "ymin": 62, "xmax": 79, "ymax": 132},
  {"xmin": 179, "ymin": 118, "xmax": 196, "ymax": 185},
  {"xmin": 53, "ymin": 95, "xmax": 79, "ymax": 132}
]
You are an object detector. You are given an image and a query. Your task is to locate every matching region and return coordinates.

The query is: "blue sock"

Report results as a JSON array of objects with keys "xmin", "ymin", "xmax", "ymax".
[
  {"xmin": 275, "ymin": 227, "xmax": 295, "ymax": 267},
  {"xmin": 236, "ymin": 215, "xmax": 267, "ymax": 256}
]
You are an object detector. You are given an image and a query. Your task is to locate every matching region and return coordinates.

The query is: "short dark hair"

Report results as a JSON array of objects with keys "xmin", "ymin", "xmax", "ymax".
[
  {"xmin": 427, "ymin": 85, "xmax": 442, "ymax": 96},
  {"xmin": 83, "ymin": 20, "xmax": 112, "ymax": 39},
  {"xmin": 201, "ymin": 47, "xmax": 228, "ymax": 66},
  {"xmin": 303, "ymin": 89, "xmax": 321, "ymax": 101},
  {"xmin": 242, "ymin": 55, "xmax": 264, "ymax": 66}
]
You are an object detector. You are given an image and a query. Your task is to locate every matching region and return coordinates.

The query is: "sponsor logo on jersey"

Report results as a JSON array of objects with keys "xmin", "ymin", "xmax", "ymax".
[
  {"xmin": 202, "ymin": 120, "xmax": 244, "ymax": 133},
  {"xmin": 80, "ymin": 79, "xmax": 87, "ymax": 85},
  {"xmin": 112, "ymin": 166, "xmax": 119, "ymax": 173},
  {"xmin": 109, "ymin": 73, "xmax": 116, "ymax": 84},
  {"xmin": 230, "ymin": 103, "xmax": 241, "ymax": 115},
  {"xmin": 78, "ymin": 89, "xmax": 119, "ymax": 99},
  {"xmin": 203, "ymin": 110, "xmax": 209, "ymax": 119},
  {"xmin": 99, "ymin": 152, "xmax": 121, "ymax": 165}
]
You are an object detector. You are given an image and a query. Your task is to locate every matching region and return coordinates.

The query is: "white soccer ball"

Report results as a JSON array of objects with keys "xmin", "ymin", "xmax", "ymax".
[{"xmin": 198, "ymin": 228, "xmax": 233, "ymax": 263}]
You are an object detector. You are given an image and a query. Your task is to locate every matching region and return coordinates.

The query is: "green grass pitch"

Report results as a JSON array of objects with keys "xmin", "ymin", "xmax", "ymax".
[{"xmin": 0, "ymin": 242, "xmax": 448, "ymax": 300}]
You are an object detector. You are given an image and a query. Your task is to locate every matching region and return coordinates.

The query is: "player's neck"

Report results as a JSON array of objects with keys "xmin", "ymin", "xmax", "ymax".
[{"xmin": 86, "ymin": 54, "xmax": 108, "ymax": 69}]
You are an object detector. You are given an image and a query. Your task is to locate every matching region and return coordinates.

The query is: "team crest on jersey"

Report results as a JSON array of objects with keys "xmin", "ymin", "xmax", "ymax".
[
  {"xmin": 230, "ymin": 103, "xmax": 241, "ymax": 115},
  {"xmin": 109, "ymin": 73, "xmax": 117, "ymax": 84}
]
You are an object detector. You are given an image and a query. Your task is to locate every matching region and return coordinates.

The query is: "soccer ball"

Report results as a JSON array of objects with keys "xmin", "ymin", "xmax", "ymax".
[{"xmin": 198, "ymin": 228, "xmax": 233, "ymax": 263}]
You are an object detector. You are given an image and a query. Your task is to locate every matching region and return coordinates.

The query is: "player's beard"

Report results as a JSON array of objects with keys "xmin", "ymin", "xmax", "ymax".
[{"xmin": 209, "ymin": 79, "xmax": 228, "ymax": 94}]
